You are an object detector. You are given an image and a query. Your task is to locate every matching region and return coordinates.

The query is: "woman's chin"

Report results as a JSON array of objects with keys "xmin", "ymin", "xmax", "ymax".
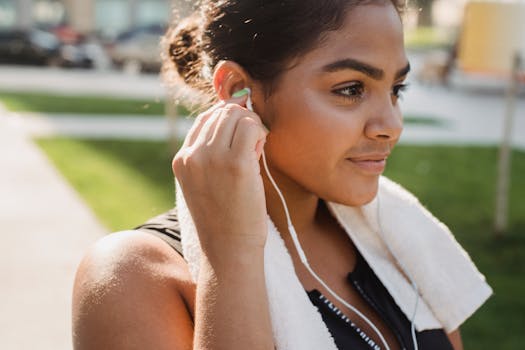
[{"xmin": 325, "ymin": 177, "xmax": 379, "ymax": 207}]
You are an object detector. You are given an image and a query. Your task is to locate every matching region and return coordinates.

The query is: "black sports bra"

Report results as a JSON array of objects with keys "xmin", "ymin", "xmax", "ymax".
[{"xmin": 136, "ymin": 209, "xmax": 454, "ymax": 350}]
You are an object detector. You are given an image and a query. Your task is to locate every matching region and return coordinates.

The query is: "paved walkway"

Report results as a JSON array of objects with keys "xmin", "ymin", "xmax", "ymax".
[
  {"xmin": 400, "ymin": 83, "xmax": 525, "ymax": 150},
  {"xmin": 0, "ymin": 65, "xmax": 523, "ymax": 350},
  {"xmin": 3, "ymin": 64, "xmax": 524, "ymax": 149},
  {"xmin": 0, "ymin": 66, "xmax": 165, "ymax": 100},
  {"xmin": 0, "ymin": 105, "xmax": 107, "ymax": 350},
  {"xmin": 14, "ymin": 113, "xmax": 193, "ymax": 140},
  {"xmin": 8, "ymin": 86, "xmax": 525, "ymax": 150}
]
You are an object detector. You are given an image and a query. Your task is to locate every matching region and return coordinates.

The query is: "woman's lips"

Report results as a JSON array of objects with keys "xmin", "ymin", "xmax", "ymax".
[{"xmin": 347, "ymin": 158, "xmax": 387, "ymax": 175}]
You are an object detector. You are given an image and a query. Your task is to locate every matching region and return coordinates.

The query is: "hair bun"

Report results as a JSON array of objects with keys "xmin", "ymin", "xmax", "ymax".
[{"xmin": 163, "ymin": 12, "xmax": 206, "ymax": 91}]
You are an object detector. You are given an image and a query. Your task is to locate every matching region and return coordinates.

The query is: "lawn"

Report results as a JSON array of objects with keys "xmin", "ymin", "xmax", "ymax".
[
  {"xmin": 385, "ymin": 146, "xmax": 525, "ymax": 350},
  {"xmin": 36, "ymin": 138, "xmax": 177, "ymax": 230},
  {"xmin": 37, "ymin": 138, "xmax": 524, "ymax": 349},
  {"xmin": 0, "ymin": 91, "xmax": 191, "ymax": 116}
]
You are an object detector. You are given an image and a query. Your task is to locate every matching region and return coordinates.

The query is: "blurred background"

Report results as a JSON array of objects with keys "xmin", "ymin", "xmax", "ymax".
[{"xmin": 0, "ymin": 0, "xmax": 523, "ymax": 349}]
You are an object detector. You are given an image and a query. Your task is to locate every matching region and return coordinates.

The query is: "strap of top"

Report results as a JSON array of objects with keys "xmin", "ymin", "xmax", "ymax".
[{"xmin": 135, "ymin": 208, "xmax": 184, "ymax": 257}]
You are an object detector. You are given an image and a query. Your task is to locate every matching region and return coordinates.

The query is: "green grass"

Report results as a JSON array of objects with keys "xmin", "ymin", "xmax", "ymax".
[
  {"xmin": 36, "ymin": 138, "xmax": 178, "ymax": 230},
  {"xmin": 0, "ymin": 91, "xmax": 191, "ymax": 116},
  {"xmin": 385, "ymin": 146, "xmax": 525, "ymax": 350},
  {"xmin": 37, "ymin": 138, "xmax": 524, "ymax": 349}
]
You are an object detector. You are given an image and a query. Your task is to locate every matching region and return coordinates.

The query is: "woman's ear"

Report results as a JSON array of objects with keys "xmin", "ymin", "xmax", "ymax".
[{"xmin": 213, "ymin": 60, "xmax": 251, "ymax": 101}]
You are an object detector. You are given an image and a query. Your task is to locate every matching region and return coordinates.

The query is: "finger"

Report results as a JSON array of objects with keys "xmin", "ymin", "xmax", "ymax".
[
  {"xmin": 208, "ymin": 106, "xmax": 244, "ymax": 148},
  {"xmin": 183, "ymin": 101, "xmax": 225, "ymax": 148},
  {"xmin": 206, "ymin": 94, "xmax": 254, "ymax": 148},
  {"xmin": 193, "ymin": 107, "xmax": 224, "ymax": 148},
  {"xmin": 231, "ymin": 117, "xmax": 268, "ymax": 158}
]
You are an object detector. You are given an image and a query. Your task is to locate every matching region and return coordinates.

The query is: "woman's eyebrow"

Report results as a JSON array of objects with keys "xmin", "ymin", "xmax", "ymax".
[
  {"xmin": 321, "ymin": 58, "xmax": 411, "ymax": 80},
  {"xmin": 396, "ymin": 62, "xmax": 411, "ymax": 79}
]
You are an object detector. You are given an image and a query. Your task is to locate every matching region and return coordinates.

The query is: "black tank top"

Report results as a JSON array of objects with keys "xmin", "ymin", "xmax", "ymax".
[{"xmin": 136, "ymin": 209, "xmax": 454, "ymax": 350}]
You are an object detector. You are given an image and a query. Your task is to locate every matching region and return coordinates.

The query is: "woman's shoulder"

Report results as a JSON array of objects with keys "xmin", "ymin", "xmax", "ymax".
[
  {"xmin": 72, "ymin": 228, "xmax": 196, "ymax": 312},
  {"xmin": 75, "ymin": 208, "xmax": 186, "ymax": 283},
  {"xmin": 72, "ymin": 214, "xmax": 195, "ymax": 349},
  {"xmin": 76, "ymin": 205, "xmax": 188, "ymax": 288},
  {"xmin": 75, "ymin": 228, "xmax": 190, "ymax": 288}
]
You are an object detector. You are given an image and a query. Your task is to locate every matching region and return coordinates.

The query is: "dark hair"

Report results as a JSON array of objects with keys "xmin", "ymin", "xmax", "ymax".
[{"xmin": 162, "ymin": 0, "xmax": 405, "ymax": 103}]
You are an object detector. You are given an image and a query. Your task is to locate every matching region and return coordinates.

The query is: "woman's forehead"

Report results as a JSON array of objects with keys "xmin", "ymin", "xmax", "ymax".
[{"xmin": 294, "ymin": 3, "xmax": 407, "ymax": 75}]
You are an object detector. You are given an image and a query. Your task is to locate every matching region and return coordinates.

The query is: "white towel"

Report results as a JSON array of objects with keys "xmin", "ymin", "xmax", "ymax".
[{"xmin": 176, "ymin": 176, "xmax": 492, "ymax": 349}]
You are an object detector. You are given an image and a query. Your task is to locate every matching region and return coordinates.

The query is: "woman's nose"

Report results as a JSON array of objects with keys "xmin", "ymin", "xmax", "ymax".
[{"xmin": 364, "ymin": 96, "xmax": 403, "ymax": 142}]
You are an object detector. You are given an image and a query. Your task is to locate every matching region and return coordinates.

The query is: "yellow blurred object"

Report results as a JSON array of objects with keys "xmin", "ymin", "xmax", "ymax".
[{"xmin": 458, "ymin": 1, "xmax": 525, "ymax": 74}]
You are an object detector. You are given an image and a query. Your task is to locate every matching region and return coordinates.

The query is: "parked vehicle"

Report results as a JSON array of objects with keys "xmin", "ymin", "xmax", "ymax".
[
  {"xmin": 107, "ymin": 24, "xmax": 166, "ymax": 73},
  {"xmin": 0, "ymin": 28, "xmax": 97, "ymax": 68},
  {"xmin": 58, "ymin": 40, "xmax": 96, "ymax": 69},
  {"xmin": 0, "ymin": 29, "xmax": 61, "ymax": 66}
]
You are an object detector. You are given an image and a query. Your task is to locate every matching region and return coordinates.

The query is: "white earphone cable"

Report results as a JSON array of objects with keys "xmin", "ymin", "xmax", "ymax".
[
  {"xmin": 246, "ymin": 88, "xmax": 418, "ymax": 350},
  {"xmin": 261, "ymin": 151, "xmax": 391, "ymax": 350}
]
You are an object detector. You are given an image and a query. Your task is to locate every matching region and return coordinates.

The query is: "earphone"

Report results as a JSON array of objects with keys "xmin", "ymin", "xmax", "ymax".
[{"xmin": 241, "ymin": 87, "xmax": 419, "ymax": 350}]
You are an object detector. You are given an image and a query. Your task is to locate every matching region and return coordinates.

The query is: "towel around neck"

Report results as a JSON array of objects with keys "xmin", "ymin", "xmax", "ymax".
[{"xmin": 175, "ymin": 176, "xmax": 492, "ymax": 349}]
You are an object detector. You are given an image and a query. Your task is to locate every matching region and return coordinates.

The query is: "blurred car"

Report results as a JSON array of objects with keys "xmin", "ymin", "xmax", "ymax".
[
  {"xmin": 107, "ymin": 24, "xmax": 166, "ymax": 73},
  {"xmin": 58, "ymin": 41, "xmax": 94, "ymax": 69},
  {"xmin": 0, "ymin": 29, "xmax": 61, "ymax": 66},
  {"xmin": 0, "ymin": 28, "xmax": 95, "ymax": 68}
]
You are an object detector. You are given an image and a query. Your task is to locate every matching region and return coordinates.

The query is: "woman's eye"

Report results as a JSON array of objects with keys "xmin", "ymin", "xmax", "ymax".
[
  {"xmin": 332, "ymin": 83, "xmax": 364, "ymax": 101},
  {"xmin": 392, "ymin": 83, "xmax": 409, "ymax": 100}
]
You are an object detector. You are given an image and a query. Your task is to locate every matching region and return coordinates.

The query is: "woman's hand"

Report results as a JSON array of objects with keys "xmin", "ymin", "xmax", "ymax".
[
  {"xmin": 174, "ymin": 96, "xmax": 274, "ymax": 350},
  {"xmin": 172, "ymin": 95, "xmax": 269, "ymax": 263}
]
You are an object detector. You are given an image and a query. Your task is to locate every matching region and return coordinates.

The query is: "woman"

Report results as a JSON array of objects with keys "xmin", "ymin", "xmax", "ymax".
[{"xmin": 72, "ymin": 1, "xmax": 492, "ymax": 349}]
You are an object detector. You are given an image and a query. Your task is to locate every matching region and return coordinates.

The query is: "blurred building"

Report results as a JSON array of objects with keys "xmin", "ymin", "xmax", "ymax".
[{"xmin": 0, "ymin": 0, "xmax": 194, "ymax": 36}]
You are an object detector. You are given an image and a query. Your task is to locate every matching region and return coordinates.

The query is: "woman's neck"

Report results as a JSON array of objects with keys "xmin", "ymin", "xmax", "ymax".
[{"xmin": 261, "ymin": 165, "xmax": 321, "ymax": 236}]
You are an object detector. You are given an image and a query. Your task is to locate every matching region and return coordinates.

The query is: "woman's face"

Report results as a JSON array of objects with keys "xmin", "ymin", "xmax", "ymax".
[{"xmin": 258, "ymin": 3, "xmax": 409, "ymax": 206}]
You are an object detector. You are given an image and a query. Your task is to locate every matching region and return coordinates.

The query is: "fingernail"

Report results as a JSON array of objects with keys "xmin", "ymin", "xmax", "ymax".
[{"xmin": 232, "ymin": 88, "xmax": 250, "ymax": 98}]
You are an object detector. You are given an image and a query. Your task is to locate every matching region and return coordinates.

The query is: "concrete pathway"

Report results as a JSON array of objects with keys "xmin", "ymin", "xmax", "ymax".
[
  {"xmin": 0, "ymin": 66, "xmax": 165, "ymax": 100},
  {"xmin": 2, "ymin": 65, "xmax": 523, "ymax": 149},
  {"xmin": 399, "ymin": 83, "xmax": 525, "ymax": 150},
  {"xmin": 8, "ymin": 85, "xmax": 525, "ymax": 150},
  {"xmin": 16, "ymin": 113, "xmax": 190, "ymax": 140},
  {"xmin": 0, "ymin": 105, "xmax": 107, "ymax": 350}
]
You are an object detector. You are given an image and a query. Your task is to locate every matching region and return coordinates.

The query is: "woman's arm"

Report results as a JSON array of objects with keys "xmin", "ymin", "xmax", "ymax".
[
  {"xmin": 447, "ymin": 328, "xmax": 464, "ymax": 350},
  {"xmin": 72, "ymin": 231, "xmax": 275, "ymax": 350},
  {"xmin": 72, "ymin": 231, "xmax": 195, "ymax": 350},
  {"xmin": 74, "ymin": 84, "xmax": 273, "ymax": 348},
  {"xmin": 194, "ymin": 246, "xmax": 274, "ymax": 350},
  {"xmin": 171, "ymin": 91, "xmax": 274, "ymax": 348}
]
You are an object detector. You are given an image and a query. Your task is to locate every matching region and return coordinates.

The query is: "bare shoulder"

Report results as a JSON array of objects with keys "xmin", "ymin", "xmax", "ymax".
[{"xmin": 72, "ymin": 230, "xmax": 195, "ymax": 350}]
